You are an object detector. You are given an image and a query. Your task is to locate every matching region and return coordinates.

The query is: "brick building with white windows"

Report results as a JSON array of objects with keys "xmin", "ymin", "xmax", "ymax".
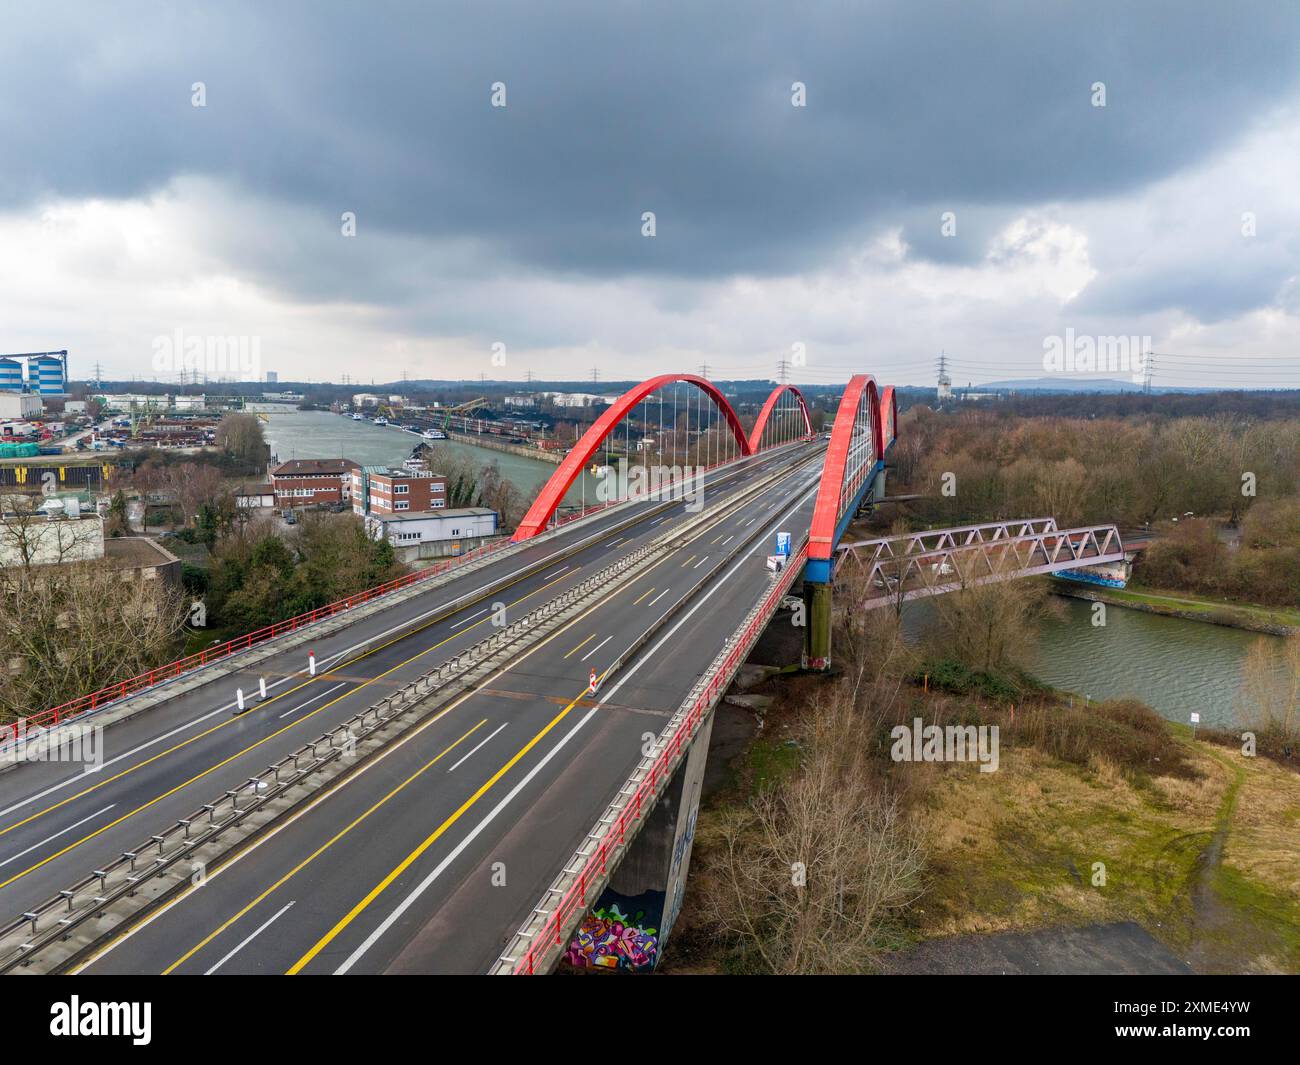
[
  {"xmin": 350, "ymin": 466, "xmax": 449, "ymax": 516},
  {"xmin": 270, "ymin": 458, "xmax": 360, "ymax": 508}
]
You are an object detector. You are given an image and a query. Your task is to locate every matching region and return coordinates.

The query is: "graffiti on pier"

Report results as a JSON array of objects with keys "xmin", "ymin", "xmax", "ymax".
[{"xmin": 564, "ymin": 903, "xmax": 659, "ymax": 971}]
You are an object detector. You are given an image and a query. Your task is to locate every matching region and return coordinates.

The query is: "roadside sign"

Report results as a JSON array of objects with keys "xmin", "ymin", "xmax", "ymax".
[{"xmin": 775, "ymin": 531, "xmax": 791, "ymax": 556}]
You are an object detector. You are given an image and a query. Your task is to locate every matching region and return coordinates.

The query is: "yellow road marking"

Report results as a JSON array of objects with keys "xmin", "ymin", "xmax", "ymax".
[
  {"xmin": 0, "ymin": 572, "xmax": 574, "ymax": 888},
  {"xmin": 159, "ymin": 719, "xmax": 489, "ymax": 975},
  {"xmin": 562, "ymin": 634, "xmax": 595, "ymax": 660},
  {"xmin": 680, "ymin": 554, "xmax": 697, "ymax": 568},
  {"xmin": 631, "ymin": 587, "xmax": 655, "ymax": 606},
  {"xmin": 78, "ymin": 466, "xmax": 800, "ymax": 970},
  {"xmin": 286, "ymin": 686, "xmax": 589, "ymax": 974}
]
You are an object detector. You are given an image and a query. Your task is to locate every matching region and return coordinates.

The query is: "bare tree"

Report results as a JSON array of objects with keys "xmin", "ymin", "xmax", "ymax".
[
  {"xmin": 1236, "ymin": 635, "xmax": 1300, "ymax": 753},
  {"xmin": 929, "ymin": 555, "xmax": 1052, "ymax": 673},
  {"xmin": 0, "ymin": 560, "xmax": 189, "ymax": 721},
  {"xmin": 159, "ymin": 463, "xmax": 227, "ymax": 528},
  {"xmin": 214, "ymin": 413, "xmax": 267, "ymax": 473},
  {"xmin": 704, "ymin": 687, "xmax": 926, "ymax": 974},
  {"xmin": 0, "ymin": 497, "xmax": 103, "ymax": 572}
]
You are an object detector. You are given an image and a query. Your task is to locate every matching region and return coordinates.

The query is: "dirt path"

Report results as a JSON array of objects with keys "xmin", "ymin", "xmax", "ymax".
[{"xmin": 885, "ymin": 921, "xmax": 1190, "ymax": 974}]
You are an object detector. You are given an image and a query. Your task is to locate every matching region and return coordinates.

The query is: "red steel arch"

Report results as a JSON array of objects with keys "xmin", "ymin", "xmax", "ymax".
[
  {"xmin": 513, "ymin": 374, "xmax": 751, "ymax": 541},
  {"xmin": 877, "ymin": 385, "xmax": 897, "ymax": 454},
  {"xmin": 747, "ymin": 384, "xmax": 812, "ymax": 453},
  {"xmin": 809, "ymin": 374, "xmax": 879, "ymax": 562}
]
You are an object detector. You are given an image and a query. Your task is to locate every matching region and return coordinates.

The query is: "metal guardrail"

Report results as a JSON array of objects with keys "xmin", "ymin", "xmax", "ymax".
[
  {"xmin": 0, "ymin": 537, "xmax": 673, "ymax": 972},
  {"xmin": 5, "ymin": 535, "xmax": 520, "ymax": 743},
  {"xmin": 495, "ymin": 538, "xmax": 810, "ymax": 975},
  {"xmin": 0, "ymin": 453, "xmax": 809, "ymax": 973},
  {"xmin": 3, "ymin": 451, "xmax": 782, "ymax": 749}
]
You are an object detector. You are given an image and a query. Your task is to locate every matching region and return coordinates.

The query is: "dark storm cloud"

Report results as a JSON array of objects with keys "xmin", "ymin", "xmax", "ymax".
[{"xmin": 3, "ymin": 0, "xmax": 1299, "ymax": 295}]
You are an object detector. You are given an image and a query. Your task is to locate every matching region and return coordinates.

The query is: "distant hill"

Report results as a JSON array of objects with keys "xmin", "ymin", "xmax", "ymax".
[{"xmin": 960, "ymin": 377, "xmax": 1223, "ymax": 395}]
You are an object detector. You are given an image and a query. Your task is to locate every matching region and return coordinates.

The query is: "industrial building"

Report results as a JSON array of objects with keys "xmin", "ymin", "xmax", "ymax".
[
  {"xmin": 0, "ymin": 350, "xmax": 70, "ymax": 423},
  {"xmin": 100, "ymin": 394, "xmax": 168, "ymax": 412},
  {"xmin": 0, "ymin": 393, "xmax": 43, "ymax": 421},
  {"xmin": 0, "ymin": 498, "xmax": 180, "ymax": 584},
  {"xmin": 0, "ymin": 351, "xmax": 67, "ymax": 397},
  {"xmin": 361, "ymin": 506, "xmax": 499, "ymax": 563}
]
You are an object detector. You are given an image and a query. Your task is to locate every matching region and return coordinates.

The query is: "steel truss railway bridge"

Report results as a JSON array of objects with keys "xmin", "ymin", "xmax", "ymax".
[{"xmin": 0, "ymin": 372, "xmax": 1122, "ymax": 976}]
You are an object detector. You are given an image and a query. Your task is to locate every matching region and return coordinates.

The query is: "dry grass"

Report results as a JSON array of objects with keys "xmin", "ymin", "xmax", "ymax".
[
  {"xmin": 916, "ymin": 737, "xmax": 1300, "ymax": 971},
  {"xmin": 1218, "ymin": 755, "xmax": 1300, "ymax": 918}
]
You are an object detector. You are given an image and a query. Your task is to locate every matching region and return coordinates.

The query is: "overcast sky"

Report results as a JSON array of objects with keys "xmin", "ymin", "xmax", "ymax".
[{"xmin": 2, "ymin": 1, "xmax": 1299, "ymax": 388}]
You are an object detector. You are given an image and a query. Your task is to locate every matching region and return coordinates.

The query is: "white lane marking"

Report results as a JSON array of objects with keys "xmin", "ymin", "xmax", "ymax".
[
  {"xmin": 0, "ymin": 805, "xmax": 116, "ymax": 869},
  {"xmin": 602, "ymin": 481, "xmax": 819, "ymax": 704},
  {"xmin": 606, "ymin": 537, "xmax": 626, "ymax": 547},
  {"xmin": 541, "ymin": 565, "xmax": 571, "ymax": 581},
  {"xmin": 649, "ymin": 517, "xmax": 667, "ymax": 525},
  {"xmin": 333, "ymin": 704, "xmax": 602, "ymax": 975},
  {"xmin": 278, "ymin": 682, "xmax": 348, "ymax": 720},
  {"xmin": 722, "ymin": 534, "xmax": 734, "ymax": 546},
  {"xmin": 0, "ymin": 507, "xmax": 660, "ymax": 818},
  {"xmin": 446, "ymin": 723, "xmax": 508, "ymax": 773},
  {"xmin": 72, "ymin": 464, "xmax": 814, "ymax": 970},
  {"xmin": 580, "ymin": 636, "xmax": 614, "ymax": 662},
  {"xmin": 647, "ymin": 588, "xmax": 671, "ymax": 608},
  {"xmin": 449, "ymin": 608, "xmax": 488, "ymax": 630},
  {"xmin": 336, "ymin": 476, "xmax": 821, "ymax": 976},
  {"xmin": 204, "ymin": 901, "xmax": 296, "ymax": 975},
  {"xmin": 693, "ymin": 555, "xmax": 709, "ymax": 569}
]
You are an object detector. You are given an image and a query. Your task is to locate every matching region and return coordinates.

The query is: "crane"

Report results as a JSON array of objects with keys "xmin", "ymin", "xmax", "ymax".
[{"xmin": 441, "ymin": 397, "xmax": 489, "ymax": 432}]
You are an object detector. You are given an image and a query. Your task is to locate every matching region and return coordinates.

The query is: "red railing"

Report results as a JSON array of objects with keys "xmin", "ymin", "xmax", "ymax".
[
  {"xmin": 511, "ymin": 541, "xmax": 808, "ymax": 974},
  {"xmin": 3, "ymin": 532, "xmax": 523, "ymax": 745},
  {"xmin": 4, "ymin": 450, "xmax": 788, "ymax": 747}
]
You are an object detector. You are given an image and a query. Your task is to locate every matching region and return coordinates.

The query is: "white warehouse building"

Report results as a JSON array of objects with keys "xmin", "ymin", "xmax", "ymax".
[{"xmin": 362, "ymin": 506, "xmax": 500, "ymax": 563}]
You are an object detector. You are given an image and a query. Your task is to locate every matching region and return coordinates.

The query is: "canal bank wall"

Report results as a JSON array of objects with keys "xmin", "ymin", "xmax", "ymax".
[
  {"xmin": 1051, "ymin": 581, "xmax": 1300, "ymax": 637},
  {"xmin": 445, "ymin": 431, "xmax": 563, "ymax": 465}
]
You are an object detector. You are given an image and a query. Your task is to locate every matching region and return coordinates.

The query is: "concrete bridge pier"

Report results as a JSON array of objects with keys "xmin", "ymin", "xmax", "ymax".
[
  {"xmin": 802, "ymin": 578, "xmax": 833, "ymax": 671},
  {"xmin": 562, "ymin": 714, "xmax": 716, "ymax": 972}
]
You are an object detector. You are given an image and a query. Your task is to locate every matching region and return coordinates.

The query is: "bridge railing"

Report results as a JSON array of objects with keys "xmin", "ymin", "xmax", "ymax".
[
  {"xmin": 506, "ymin": 539, "xmax": 809, "ymax": 975},
  {"xmin": 2, "ymin": 532, "xmax": 522, "ymax": 744},
  {"xmin": 838, "ymin": 521, "xmax": 1125, "ymax": 607},
  {"xmin": 6, "ymin": 444, "xmax": 801, "ymax": 747}
]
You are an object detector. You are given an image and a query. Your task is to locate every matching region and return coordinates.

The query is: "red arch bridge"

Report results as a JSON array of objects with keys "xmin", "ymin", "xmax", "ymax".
[{"xmin": 0, "ymin": 371, "xmax": 1121, "ymax": 978}]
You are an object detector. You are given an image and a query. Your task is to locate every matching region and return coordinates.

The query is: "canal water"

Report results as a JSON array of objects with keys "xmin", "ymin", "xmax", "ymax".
[
  {"xmin": 902, "ymin": 594, "xmax": 1291, "ymax": 728},
  {"xmin": 265, "ymin": 410, "xmax": 1284, "ymax": 729},
  {"xmin": 261, "ymin": 408, "xmax": 600, "ymax": 506}
]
